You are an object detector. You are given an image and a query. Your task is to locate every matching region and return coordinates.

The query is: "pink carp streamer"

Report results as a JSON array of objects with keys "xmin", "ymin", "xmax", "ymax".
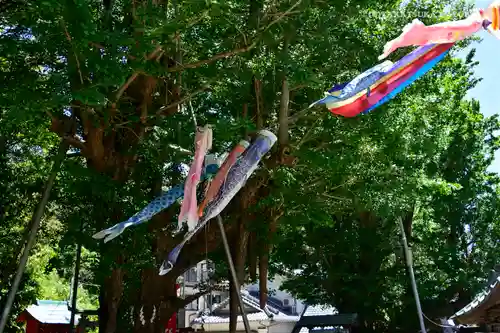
[
  {"xmin": 198, "ymin": 140, "xmax": 250, "ymax": 217},
  {"xmin": 380, "ymin": 1, "xmax": 500, "ymax": 60},
  {"xmin": 178, "ymin": 125, "xmax": 212, "ymax": 231},
  {"xmin": 379, "ymin": 11, "xmax": 485, "ymax": 60}
]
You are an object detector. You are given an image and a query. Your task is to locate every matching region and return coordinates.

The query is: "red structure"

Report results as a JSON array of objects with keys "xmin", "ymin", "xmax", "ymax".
[
  {"xmin": 17, "ymin": 300, "xmax": 82, "ymax": 333},
  {"xmin": 165, "ymin": 283, "xmax": 180, "ymax": 333},
  {"xmin": 20, "ymin": 285, "xmax": 180, "ymax": 333}
]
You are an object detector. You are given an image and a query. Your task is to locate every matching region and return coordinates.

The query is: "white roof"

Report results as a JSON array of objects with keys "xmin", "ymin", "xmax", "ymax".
[
  {"xmin": 298, "ymin": 304, "xmax": 340, "ymax": 333},
  {"xmin": 193, "ymin": 312, "xmax": 299, "ymax": 324},
  {"xmin": 25, "ymin": 300, "xmax": 80, "ymax": 325},
  {"xmin": 191, "ymin": 291, "xmax": 299, "ymax": 325},
  {"xmin": 302, "ymin": 304, "xmax": 338, "ymax": 316},
  {"xmin": 452, "ymin": 275, "xmax": 500, "ymax": 319},
  {"xmin": 299, "ymin": 327, "xmax": 347, "ymax": 333}
]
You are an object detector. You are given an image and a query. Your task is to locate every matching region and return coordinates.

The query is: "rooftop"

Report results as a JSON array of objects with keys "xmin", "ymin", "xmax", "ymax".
[
  {"xmin": 292, "ymin": 304, "xmax": 357, "ymax": 333},
  {"xmin": 193, "ymin": 311, "xmax": 299, "ymax": 325},
  {"xmin": 191, "ymin": 291, "xmax": 299, "ymax": 325},
  {"xmin": 297, "ymin": 305, "xmax": 340, "ymax": 333},
  {"xmin": 451, "ymin": 274, "xmax": 500, "ymax": 324},
  {"xmin": 302, "ymin": 305, "xmax": 338, "ymax": 317},
  {"xmin": 21, "ymin": 300, "xmax": 80, "ymax": 325}
]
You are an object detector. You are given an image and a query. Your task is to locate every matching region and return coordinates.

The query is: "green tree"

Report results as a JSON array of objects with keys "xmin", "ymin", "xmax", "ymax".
[
  {"xmin": 274, "ymin": 50, "xmax": 500, "ymax": 332},
  {"xmin": 2, "ymin": 0, "xmax": 496, "ymax": 333}
]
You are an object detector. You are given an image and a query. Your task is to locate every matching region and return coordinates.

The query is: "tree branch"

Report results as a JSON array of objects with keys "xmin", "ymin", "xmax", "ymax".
[
  {"xmin": 259, "ymin": 0, "xmax": 303, "ymax": 35},
  {"xmin": 115, "ymin": 72, "xmax": 139, "ymax": 102},
  {"xmin": 288, "ymin": 105, "xmax": 316, "ymax": 124},
  {"xmin": 156, "ymin": 83, "xmax": 211, "ymax": 116},
  {"xmin": 167, "ymin": 42, "xmax": 258, "ymax": 73},
  {"xmin": 174, "ymin": 290, "xmax": 209, "ymax": 308},
  {"xmin": 166, "ymin": 0, "xmax": 303, "ymax": 73},
  {"xmin": 295, "ymin": 113, "xmax": 325, "ymax": 150},
  {"xmin": 63, "ymin": 136, "xmax": 87, "ymax": 153},
  {"xmin": 114, "ymin": 46, "xmax": 163, "ymax": 101},
  {"xmin": 62, "ymin": 20, "xmax": 84, "ymax": 86}
]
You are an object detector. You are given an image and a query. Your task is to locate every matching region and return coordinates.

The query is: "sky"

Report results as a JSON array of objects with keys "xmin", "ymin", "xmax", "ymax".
[{"xmin": 460, "ymin": 0, "xmax": 500, "ymax": 172}]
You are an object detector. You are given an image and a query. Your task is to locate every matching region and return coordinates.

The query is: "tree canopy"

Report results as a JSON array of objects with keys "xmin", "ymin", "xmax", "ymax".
[{"xmin": 1, "ymin": 0, "xmax": 500, "ymax": 332}]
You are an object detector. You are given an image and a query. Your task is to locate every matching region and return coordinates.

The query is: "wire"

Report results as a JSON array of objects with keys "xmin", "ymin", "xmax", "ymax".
[
  {"xmin": 204, "ymin": 220, "xmax": 212, "ymax": 313},
  {"xmin": 422, "ymin": 312, "xmax": 456, "ymax": 329},
  {"xmin": 188, "ymin": 99, "xmax": 198, "ymax": 128}
]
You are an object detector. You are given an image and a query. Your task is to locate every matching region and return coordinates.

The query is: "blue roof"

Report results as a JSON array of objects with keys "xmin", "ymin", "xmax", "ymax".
[{"xmin": 25, "ymin": 300, "xmax": 79, "ymax": 324}]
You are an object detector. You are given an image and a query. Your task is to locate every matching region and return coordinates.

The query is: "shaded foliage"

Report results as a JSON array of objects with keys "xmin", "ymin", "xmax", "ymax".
[{"xmin": 2, "ymin": 0, "xmax": 500, "ymax": 333}]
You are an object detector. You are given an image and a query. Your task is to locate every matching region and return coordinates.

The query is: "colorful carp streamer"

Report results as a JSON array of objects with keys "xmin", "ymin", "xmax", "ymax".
[
  {"xmin": 159, "ymin": 130, "xmax": 277, "ymax": 276},
  {"xmin": 178, "ymin": 125, "xmax": 213, "ymax": 232},
  {"xmin": 310, "ymin": 43, "xmax": 453, "ymax": 117},
  {"xmin": 92, "ymin": 155, "xmax": 221, "ymax": 243},
  {"xmin": 380, "ymin": 1, "xmax": 500, "ymax": 59},
  {"xmin": 198, "ymin": 140, "xmax": 250, "ymax": 217}
]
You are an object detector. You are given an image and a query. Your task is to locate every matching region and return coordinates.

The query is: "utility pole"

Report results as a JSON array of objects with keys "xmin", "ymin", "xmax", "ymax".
[
  {"xmin": 69, "ymin": 222, "xmax": 83, "ymax": 333},
  {"xmin": 398, "ymin": 217, "xmax": 426, "ymax": 333},
  {"xmin": 0, "ymin": 141, "xmax": 68, "ymax": 333},
  {"xmin": 217, "ymin": 215, "xmax": 251, "ymax": 333}
]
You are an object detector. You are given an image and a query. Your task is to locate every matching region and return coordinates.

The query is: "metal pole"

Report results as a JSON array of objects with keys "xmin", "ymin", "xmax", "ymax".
[
  {"xmin": 216, "ymin": 215, "xmax": 251, "ymax": 333},
  {"xmin": 69, "ymin": 228, "xmax": 83, "ymax": 333},
  {"xmin": 398, "ymin": 217, "xmax": 426, "ymax": 333},
  {"xmin": 0, "ymin": 140, "xmax": 68, "ymax": 333}
]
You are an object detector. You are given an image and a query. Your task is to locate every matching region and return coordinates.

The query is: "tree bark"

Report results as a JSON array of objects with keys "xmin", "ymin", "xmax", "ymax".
[{"xmin": 253, "ymin": 78, "xmax": 264, "ymax": 130}]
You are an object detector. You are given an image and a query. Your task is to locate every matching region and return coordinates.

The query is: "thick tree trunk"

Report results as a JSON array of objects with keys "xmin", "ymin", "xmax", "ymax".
[
  {"xmin": 104, "ymin": 267, "xmax": 125, "ymax": 333},
  {"xmin": 133, "ymin": 269, "xmax": 177, "ymax": 333},
  {"xmin": 247, "ymin": 232, "xmax": 258, "ymax": 281},
  {"xmin": 356, "ymin": 212, "xmax": 383, "ymax": 333},
  {"xmin": 54, "ymin": 1, "xmax": 296, "ymax": 331}
]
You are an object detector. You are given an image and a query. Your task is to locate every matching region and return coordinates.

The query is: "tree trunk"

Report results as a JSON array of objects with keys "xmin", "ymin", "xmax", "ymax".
[
  {"xmin": 133, "ymin": 269, "xmax": 178, "ymax": 333},
  {"xmin": 54, "ymin": 0, "xmax": 291, "ymax": 330}
]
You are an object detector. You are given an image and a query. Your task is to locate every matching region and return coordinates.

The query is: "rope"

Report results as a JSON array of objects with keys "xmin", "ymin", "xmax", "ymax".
[
  {"xmin": 188, "ymin": 99, "xmax": 197, "ymax": 128},
  {"xmin": 205, "ymin": 219, "xmax": 212, "ymax": 313},
  {"xmin": 422, "ymin": 312, "xmax": 456, "ymax": 329},
  {"xmin": 187, "ymin": 96, "xmax": 212, "ymax": 314}
]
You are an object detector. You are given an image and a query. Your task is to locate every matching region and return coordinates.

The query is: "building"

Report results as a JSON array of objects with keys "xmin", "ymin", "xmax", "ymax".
[
  {"xmin": 190, "ymin": 290, "xmax": 299, "ymax": 333},
  {"xmin": 448, "ymin": 271, "xmax": 500, "ymax": 332},
  {"xmin": 179, "ymin": 260, "xmax": 357, "ymax": 333},
  {"xmin": 443, "ymin": 268, "xmax": 500, "ymax": 332},
  {"xmin": 17, "ymin": 300, "xmax": 81, "ymax": 333},
  {"xmin": 178, "ymin": 260, "xmax": 230, "ymax": 328},
  {"xmin": 246, "ymin": 279, "xmax": 305, "ymax": 316},
  {"xmin": 177, "ymin": 261, "xmax": 305, "ymax": 325},
  {"xmin": 290, "ymin": 305, "xmax": 358, "ymax": 333},
  {"xmin": 177, "ymin": 260, "xmax": 306, "ymax": 333}
]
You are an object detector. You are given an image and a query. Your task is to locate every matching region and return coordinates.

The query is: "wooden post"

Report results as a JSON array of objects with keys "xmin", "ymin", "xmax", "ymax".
[{"xmin": 69, "ymin": 222, "xmax": 83, "ymax": 333}]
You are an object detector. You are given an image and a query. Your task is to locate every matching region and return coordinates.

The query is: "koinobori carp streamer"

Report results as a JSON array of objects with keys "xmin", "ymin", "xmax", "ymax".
[{"xmin": 159, "ymin": 130, "xmax": 277, "ymax": 276}]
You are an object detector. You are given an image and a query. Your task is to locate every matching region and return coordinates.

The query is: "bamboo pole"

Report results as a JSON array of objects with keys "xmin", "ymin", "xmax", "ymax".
[{"xmin": 0, "ymin": 140, "xmax": 69, "ymax": 333}]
